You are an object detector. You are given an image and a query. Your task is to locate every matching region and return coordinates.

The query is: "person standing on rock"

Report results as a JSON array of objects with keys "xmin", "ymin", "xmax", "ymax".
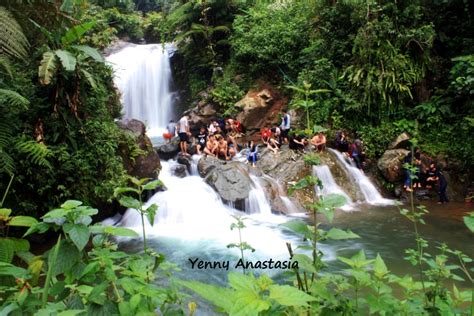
[
  {"xmin": 164, "ymin": 119, "xmax": 176, "ymax": 143},
  {"xmin": 280, "ymin": 109, "xmax": 291, "ymax": 144},
  {"xmin": 177, "ymin": 114, "xmax": 191, "ymax": 156}
]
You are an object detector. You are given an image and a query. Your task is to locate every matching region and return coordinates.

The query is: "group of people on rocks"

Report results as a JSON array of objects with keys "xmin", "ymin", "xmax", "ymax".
[
  {"xmin": 403, "ymin": 149, "xmax": 448, "ymax": 204},
  {"xmin": 165, "ymin": 115, "xmax": 242, "ymax": 160},
  {"xmin": 164, "ymin": 110, "xmax": 448, "ymax": 204}
]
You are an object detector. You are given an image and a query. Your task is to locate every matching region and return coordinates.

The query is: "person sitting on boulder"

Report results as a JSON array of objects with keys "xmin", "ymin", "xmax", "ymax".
[
  {"xmin": 246, "ymin": 140, "xmax": 258, "ymax": 167},
  {"xmin": 425, "ymin": 162, "xmax": 437, "ymax": 189},
  {"xmin": 204, "ymin": 135, "xmax": 218, "ymax": 157},
  {"xmin": 335, "ymin": 130, "xmax": 349, "ymax": 154},
  {"xmin": 216, "ymin": 135, "xmax": 229, "ymax": 160},
  {"xmin": 267, "ymin": 137, "xmax": 280, "ymax": 154},
  {"xmin": 311, "ymin": 132, "xmax": 326, "ymax": 152},
  {"xmin": 349, "ymin": 139, "xmax": 364, "ymax": 170},
  {"xmin": 226, "ymin": 134, "xmax": 238, "ymax": 159},
  {"xmin": 289, "ymin": 134, "xmax": 307, "ymax": 152},
  {"xmin": 261, "ymin": 127, "xmax": 272, "ymax": 144},
  {"xmin": 196, "ymin": 126, "xmax": 208, "ymax": 155}
]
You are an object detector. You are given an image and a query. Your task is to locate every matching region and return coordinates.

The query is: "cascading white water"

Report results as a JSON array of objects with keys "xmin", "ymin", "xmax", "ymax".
[
  {"xmin": 313, "ymin": 165, "xmax": 354, "ymax": 211},
  {"xmin": 106, "ymin": 43, "xmax": 175, "ymax": 136},
  {"xmin": 328, "ymin": 149, "xmax": 394, "ymax": 205},
  {"xmin": 260, "ymin": 174, "xmax": 301, "ymax": 214},
  {"xmin": 116, "ymin": 160, "xmax": 336, "ymax": 267},
  {"xmin": 246, "ymin": 175, "xmax": 272, "ymax": 215}
]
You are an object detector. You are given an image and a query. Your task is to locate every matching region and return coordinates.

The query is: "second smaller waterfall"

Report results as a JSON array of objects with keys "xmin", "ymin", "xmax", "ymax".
[
  {"xmin": 329, "ymin": 149, "xmax": 394, "ymax": 205},
  {"xmin": 246, "ymin": 175, "xmax": 272, "ymax": 215},
  {"xmin": 313, "ymin": 165, "xmax": 354, "ymax": 211}
]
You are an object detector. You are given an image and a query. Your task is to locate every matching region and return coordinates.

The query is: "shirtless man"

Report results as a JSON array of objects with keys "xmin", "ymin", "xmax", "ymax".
[
  {"xmin": 216, "ymin": 135, "xmax": 229, "ymax": 160},
  {"xmin": 311, "ymin": 132, "xmax": 326, "ymax": 152},
  {"xmin": 204, "ymin": 135, "xmax": 218, "ymax": 156},
  {"xmin": 226, "ymin": 134, "xmax": 237, "ymax": 159}
]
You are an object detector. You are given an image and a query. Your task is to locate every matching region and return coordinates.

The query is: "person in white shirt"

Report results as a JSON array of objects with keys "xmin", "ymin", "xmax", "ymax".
[
  {"xmin": 177, "ymin": 115, "xmax": 191, "ymax": 156},
  {"xmin": 279, "ymin": 110, "xmax": 291, "ymax": 144}
]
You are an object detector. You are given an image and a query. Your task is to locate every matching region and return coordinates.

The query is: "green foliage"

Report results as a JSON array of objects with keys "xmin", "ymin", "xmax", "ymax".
[
  {"xmin": 210, "ymin": 68, "xmax": 245, "ymax": 116},
  {"xmin": 114, "ymin": 176, "xmax": 163, "ymax": 251},
  {"xmin": 180, "ymin": 272, "xmax": 315, "ymax": 315},
  {"xmin": 0, "ymin": 199, "xmax": 187, "ymax": 315},
  {"xmin": 0, "ymin": 7, "xmax": 29, "ymax": 60},
  {"xmin": 227, "ymin": 215, "xmax": 255, "ymax": 274}
]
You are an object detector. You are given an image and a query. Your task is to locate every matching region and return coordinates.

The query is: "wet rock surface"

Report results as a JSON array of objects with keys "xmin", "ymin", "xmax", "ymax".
[{"xmin": 117, "ymin": 119, "xmax": 161, "ymax": 179}]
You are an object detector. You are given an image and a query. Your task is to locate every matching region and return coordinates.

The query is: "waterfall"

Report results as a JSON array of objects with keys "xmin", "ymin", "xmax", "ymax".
[
  {"xmin": 313, "ymin": 165, "xmax": 354, "ymax": 211},
  {"xmin": 106, "ymin": 43, "xmax": 175, "ymax": 136},
  {"xmin": 328, "ymin": 149, "xmax": 394, "ymax": 205},
  {"xmin": 246, "ymin": 175, "xmax": 272, "ymax": 215}
]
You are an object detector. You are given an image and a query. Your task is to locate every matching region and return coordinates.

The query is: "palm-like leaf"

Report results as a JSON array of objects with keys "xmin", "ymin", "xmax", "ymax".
[
  {"xmin": 80, "ymin": 69, "xmax": 97, "ymax": 89},
  {"xmin": 0, "ymin": 7, "xmax": 29, "ymax": 60},
  {"xmin": 0, "ymin": 89, "xmax": 29, "ymax": 110},
  {"xmin": 71, "ymin": 45, "xmax": 104, "ymax": 62},
  {"xmin": 55, "ymin": 49, "xmax": 77, "ymax": 71},
  {"xmin": 38, "ymin": 51, "xmax": 58, "ymax": 85},
  {"xmin": 0, "ymin": 120, "xmax": 15, "ymax": 175}
]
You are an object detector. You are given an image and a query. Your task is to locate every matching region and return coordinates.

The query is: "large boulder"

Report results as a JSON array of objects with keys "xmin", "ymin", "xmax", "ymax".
[
  {"xmin": 156, "ymin": 137, "xmax": 180, "ymax": 160},
  {"xmin": 198, "ymin": 156, "xmax": 251, "ymax": 210},
  {"xmin": 389, "ymin": 132, "xmax": 411, "ymax": 149},
  {"xmin": 117, "ymin": 119, "xmax": 161, "ymax": 179},
  {"xmin": 235, "ymin": 89, "xmax": 275, "ymax": 130},
  {"xmin": 377, "ymin": 149, "xmax": 410, "ymax": 182},
  {"xmin": 183, "ymin": 92, "xmax": 219, "ymax": 131}
]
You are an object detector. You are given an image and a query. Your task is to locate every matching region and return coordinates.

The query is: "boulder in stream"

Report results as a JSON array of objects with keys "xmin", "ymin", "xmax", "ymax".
[
  {"xmin": 117, "ymin": 119, "xmax": 161, "ymax": 179},
  {"xmin": 198, "ymin": 156, "xmax": 251, "ymax": 210},
  {"xmin": 377, "ymin": 149, "xmax": 410, "ymax": 182},
  {"xmin": 156, "ymin": 137, "xmax": 180, "ymax": 160}
]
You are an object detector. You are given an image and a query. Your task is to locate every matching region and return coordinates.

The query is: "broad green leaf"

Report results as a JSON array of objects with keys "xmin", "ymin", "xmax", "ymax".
[
  {"xmin": 43, "ymin": 208, "xmax": 68, "ymax": 219},
  {"xmin": 0, "ymin": 262, "xmax": 28, "ymax": 277},
  {"xmin": 61, "ymin": 200, "xmax": 82, "ymax": 210},
  {"xmin": 6, "ymin": 237, "xmax": 29, "ymax": 252},
  {"xmin": 373, "ymin": 254, "xmax": 389, "ymax": 279},
  {"xmin": 57, "ymin": 310, "xmax": 84, "ymax": 316},
  {"xmin": 104, "ymin": 226, "xmax": 139, "ymax": 237},
  {"xmin": 0, "ymin": 238, "xmax": 14, "ymax": 263},
  {"xmin": 87, "ymin": 282, "xmax": 108, "ymax": 305},
  {"xmin": 142, "ymin": 179, "xmax": 164, "ymax": 190},
  {"xmin": 291, "ymin": 254, "xmax": 316, "ymax": 273},
  {"xmin": 59, "ymin": 0, "xmax": 73, "ymax": 13},
  {"xmin": 80, "ymin": 69, "xmax": 97, "ymax": 89},
  {"xmin": 280, "ymin": 220, "xmax": 312, "ymax": 239},
  {"xmin": 119, "ymin": 196, "xmax": 141, "ymax": 209},
  {"xmin": 179, "ymin": 280, "xmax": 234, "ymax": 311},
  {"xmin": 228, "ymin": 272, "xmax": 258, "ymax": 293},
  {"xmin": 130, "ymin": 294, "xmax": 141, "ymax": 311},
  {"xmin": 0, "ymin": 208, "xmax": 12, "ymax": 218},
  {"xmin": 269, "ymin": 284, "xmax": 316, "ymax": 306},
  {"xmin": 319, "ymin": 194, "xmax": 347, "ymax": 209},
  {"xmin": 24, "ymin": 222, "xmax": 50, "ymax": 237},
  {"xmin": 72, "ymin": 45, "xmax": 104, "ymax": 62},
  {"xmin": 326, "ymin": 228, "xmax": 360, "ymax": 240},
  {"xmin": 38, "ymin": 51, "xmax": 57, "ymax": 85},
  {"xmin": 66, "ymin": 224, "xmax": 90, "ymax": 251},
  {"xmin": 8, "ymin": 216, "xmax": 38, "ymax": 227},
  {"xmin": 118, "ymin": 301, "xmax": 133, "ymax": 316},
  {"xmin": 61, "ymin": 22, "xmax": 95, "ymax": 45},
  {"xmin": 229, "ymin": 294, "xmax": 270, "ymax": 316},
  {"xmin": 463, "ymin": 212, "xmax": 474, "ymax": 233},
  {"xmin": 113, "ymin": 187, "xmax": 139, "ymax": 197},
  {"xmin": 55, "ymin": 50, "xmax": 76, "ymax": 71},
  {"xmin": 146, "ymin": 204, "xmax": 158, "ymax": 226}
]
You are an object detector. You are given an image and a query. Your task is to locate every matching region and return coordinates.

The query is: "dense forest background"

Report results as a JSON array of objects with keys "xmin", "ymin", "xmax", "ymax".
[{"xmin": 1, "ymin": 0, "xmax": 473, "ymax": 216}]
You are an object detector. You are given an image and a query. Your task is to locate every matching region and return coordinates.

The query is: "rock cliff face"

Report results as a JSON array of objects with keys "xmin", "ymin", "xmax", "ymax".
[{"xmin": 117, "ymin": 119, "xmax": 161, "ymax": 179}]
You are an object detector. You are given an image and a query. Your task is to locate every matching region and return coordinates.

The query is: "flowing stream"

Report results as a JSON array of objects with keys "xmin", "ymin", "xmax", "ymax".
[{"xmin": 108, "ymin": 43, "xmax": 473, "ymax": 289}]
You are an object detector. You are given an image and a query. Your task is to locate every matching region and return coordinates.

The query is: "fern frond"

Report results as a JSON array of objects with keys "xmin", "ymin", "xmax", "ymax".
[
  {"xmin": 80, "ymin": 69, "xmax": 97, "ymax": 89},
  {"xmin": 38, "ymin": 51, "xmax": 57, "ymax": 85},
  {"xmin": 0, "ymin": 147, "xmax": 15, "ymax": 175},
  {"xmin": 0, "ymin": 89, "xmax": 29, "ymax": 110},
  {"xmin": 0, "ymin": 55, "xmax": 12, "ymax": 77},
  {"xmin": 0, "ymin": 7, "xmax": 29, "ymax": 60},
  {"xmin": 0, "ymin": 120, "xmax": 13, "ymax": 148},
  {"xmin": 15, "ymin": 139, "xmax": 52, "ymax": 169}
]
